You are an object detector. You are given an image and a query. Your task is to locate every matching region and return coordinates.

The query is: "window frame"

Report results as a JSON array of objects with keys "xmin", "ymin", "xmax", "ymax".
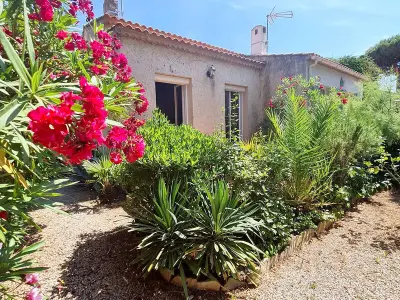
[
  {"xmin": 154, "ymin": 73, "xmax": 192, "ymax": 125},
  {"xmin": 225, "ymin": 85, "xmax": 245, "ymax": 139}
]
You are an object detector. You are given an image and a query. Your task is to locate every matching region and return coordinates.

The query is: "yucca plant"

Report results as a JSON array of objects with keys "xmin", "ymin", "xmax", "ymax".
[
  {"xmin": 267, "ymin": 89, "xmax": 337, "ymax": 208},
  {"xmin": 187, "ymin": 181, "xmax": 262, "ymax": 283},
  {"xmin": 130, "ymin": 178, "xmax": 190, "ymax": 275}
]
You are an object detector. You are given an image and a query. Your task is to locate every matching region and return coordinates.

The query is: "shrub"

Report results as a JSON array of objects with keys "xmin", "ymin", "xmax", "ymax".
[
  {"xmin": 0, "ymin": 0, "xmax": 146, "ymax": 296},
  {"xmin": 113, "ymin": 110, "xmax": 228, "ymax": 203}
]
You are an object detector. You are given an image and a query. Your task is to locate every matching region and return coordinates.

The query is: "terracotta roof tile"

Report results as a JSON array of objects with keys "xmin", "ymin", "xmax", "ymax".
[
  {"xmin": 102, "ymin": 14, "xmax": 264, "ymax": 65},
  {"xmin": 100, "ymin": 15, "xmax": 366, "ymax": 79}
]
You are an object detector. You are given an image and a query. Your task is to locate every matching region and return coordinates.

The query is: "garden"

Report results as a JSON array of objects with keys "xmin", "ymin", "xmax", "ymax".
[{"xmin": 1, "ymin": 0, "xmax": 400, "ymax": 299}]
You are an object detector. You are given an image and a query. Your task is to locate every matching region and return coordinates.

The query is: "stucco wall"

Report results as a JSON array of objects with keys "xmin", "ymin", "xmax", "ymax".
[
  {"xmin": 309, "ymin": 63, "xmax": 363, "ymax": 95},
  {"xmin": 118, "ymin": 35, "xmax": 263, "ymax": 139},
  {"xmin": 252, "ymin": 54, "xmax": 309, "ymax": 102}
]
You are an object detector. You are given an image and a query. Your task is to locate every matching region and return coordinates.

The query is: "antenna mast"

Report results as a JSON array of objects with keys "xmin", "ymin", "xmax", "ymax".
[
  {"xmin": 266, "ymin": 7, "xmax": 293, "ymax": 53},
  {"xmin": 120, "ymin": 0, "xmax": 124, "ymax": 17}
]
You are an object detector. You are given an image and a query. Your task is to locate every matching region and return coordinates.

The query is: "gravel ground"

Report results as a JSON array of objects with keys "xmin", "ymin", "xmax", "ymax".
[
  {"xmin": 10, "ymin": 183, "xmax": 222, "ymax": 300},
  {"xmin": 10, "ymin": 185, "xmax": 400, "ymax": 300},
  {"xmin": 232, "ymin": 191, "xmax": 400, "ymax": 300}
]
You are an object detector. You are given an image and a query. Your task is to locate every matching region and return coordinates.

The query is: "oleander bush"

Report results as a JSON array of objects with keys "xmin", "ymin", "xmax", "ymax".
[{"xmin": 0, "ymin": 0, "xmax": 148, "ymax": 297}]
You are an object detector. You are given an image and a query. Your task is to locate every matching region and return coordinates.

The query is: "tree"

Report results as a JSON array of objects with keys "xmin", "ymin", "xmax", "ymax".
[
  {"xmin": 335, "ymin": 55, "xmax": 381, "ymax": 78},
  {"xmin": 366, "ymin": 35, "xmax": 400, "ymax": 70}
]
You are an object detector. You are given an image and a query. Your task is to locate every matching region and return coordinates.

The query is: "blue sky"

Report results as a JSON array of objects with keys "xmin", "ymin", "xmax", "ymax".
[{"xmin": 88, "ymin": 0, "xmax": 399, "ymax": 58}]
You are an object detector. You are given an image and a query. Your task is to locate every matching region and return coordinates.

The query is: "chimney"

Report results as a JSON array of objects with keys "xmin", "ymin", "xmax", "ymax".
[
  {"xmin": 103, "ymin": 0, "xmax": 119, "ymax": 16},
  {"xmin": 251, "ymin": 25, "xmax": 267, "ymax": 55}
]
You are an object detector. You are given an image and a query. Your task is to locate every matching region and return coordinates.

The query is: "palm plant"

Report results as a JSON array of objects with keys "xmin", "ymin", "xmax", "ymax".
[
  {"xmin": 188, "ymin": 181, "xmax": 262, "ymax": 282},
  {"xmin": 83, "ymin": 148, "xmax": 115, "ymax": 194},
  {"xmin": 266, "ymin": 89, "xmax": 338, "ymax": 208}
]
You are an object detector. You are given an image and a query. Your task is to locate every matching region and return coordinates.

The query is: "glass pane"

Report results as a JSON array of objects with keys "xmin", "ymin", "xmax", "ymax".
[
  {"xmin": 225, "ymin": 91, "xmax": 230, "ymax": 138},
  {"xmin": 225, "ymin": 91, "xmax": 241, "ymax": 140},
  {"xmin": 176, "ymin": 85, "xmax": 183, "ymax": 125}
]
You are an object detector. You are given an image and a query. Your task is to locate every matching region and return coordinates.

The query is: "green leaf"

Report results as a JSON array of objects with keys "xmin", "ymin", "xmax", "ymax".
[
  {"xmin": 13, "ymin": 241, "xmax": 44, "ymax": 259},
  {"xmin": 0, "ymin": 29, "xmax": 31, "ymax": 90},
  {"xmin": 10, "ymin": 123, "xmax": 30, "ymax": 160},
  {"xmin": 0, "ymin": 230, "xmax": 5, "ymax": 243},
  {"xmin": 179, "ymin": 265, "xmax": 189, "ymax": 300},
  {"xmin": 23, "ymin": 0, "xmax": 35, "ymax": 67},
  {"xmin": 77, "ymin": 60, "xmax": 91, "ymax": 80},
  {"xmin": 0, "ymin": 99, "xmax": 28, "ymax": 130},
  {"xmin": 106, "ymin": 119, "xmax": 123, "ymax": 127}
]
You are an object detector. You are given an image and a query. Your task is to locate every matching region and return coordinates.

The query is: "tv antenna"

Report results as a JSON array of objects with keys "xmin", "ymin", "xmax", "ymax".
[{"xmin": 266, "ymin": 6, "xmax": 293, "ymax": 53}]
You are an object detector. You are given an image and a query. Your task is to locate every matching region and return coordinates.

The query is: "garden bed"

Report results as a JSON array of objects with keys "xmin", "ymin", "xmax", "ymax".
[{"xmin": 158, "ymin": 219, "xmax": 336, "ymax": 292}]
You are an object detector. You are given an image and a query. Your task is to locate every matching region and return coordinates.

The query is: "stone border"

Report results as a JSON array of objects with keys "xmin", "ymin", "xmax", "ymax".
[
  {"xmin": 160, "ymin": 219, "xmax": 336, "ymax": 292},
  {"xmin": 259, "ymin": 219, "xmax": 335, "ymax": 274}
]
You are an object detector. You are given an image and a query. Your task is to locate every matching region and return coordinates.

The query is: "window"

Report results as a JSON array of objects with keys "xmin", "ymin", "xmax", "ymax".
[
  {"xmin": 263, "ymin": 27, "xmax": 266, "ymax": 33},
  {"xmin": 225, "ymin": 90, "xmax": 243, "ymax": 140},
  {"xmin": 255, "ymin": 29, "xmax": 258, "ymax": 35},
  {"xmin": 154, "ymin": 74, "xmax": 190, "ymax": 125}
]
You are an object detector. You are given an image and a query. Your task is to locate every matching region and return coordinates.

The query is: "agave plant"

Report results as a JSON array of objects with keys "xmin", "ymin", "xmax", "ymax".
[{"xmin": 187, "ymin": 181, "xmax": 262, "ymax": 283}]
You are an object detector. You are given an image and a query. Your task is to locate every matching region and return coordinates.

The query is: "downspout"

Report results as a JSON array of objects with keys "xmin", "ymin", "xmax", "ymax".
[{"xmin": 308, "ymin": 56, "xmax": 319, "ymax": 80}]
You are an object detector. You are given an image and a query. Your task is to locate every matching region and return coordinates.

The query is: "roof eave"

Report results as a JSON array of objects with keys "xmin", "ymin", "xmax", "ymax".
[
  {"xmin": 310, "ymin": 54, "xmax": 367, "ymax": 81},
  {"xmin": 101, "ymin": 14, "xmax": 265, "ymax": 69}
]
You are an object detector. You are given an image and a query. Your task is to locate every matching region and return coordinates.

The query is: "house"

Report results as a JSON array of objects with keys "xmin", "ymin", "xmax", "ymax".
[{"xmin": 92, "ymin": 5, "xmax": 366, "ymax": 140}]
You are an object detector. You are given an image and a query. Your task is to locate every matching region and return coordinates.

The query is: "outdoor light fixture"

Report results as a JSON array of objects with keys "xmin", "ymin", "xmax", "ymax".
[{"xmin": 207, "ymin": 65, "xmax": 216, "ymax": 79}]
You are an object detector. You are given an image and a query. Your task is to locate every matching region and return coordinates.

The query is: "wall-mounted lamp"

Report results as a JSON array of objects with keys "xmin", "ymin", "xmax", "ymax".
[{"xmin": 207, "ymin": 65, "xmax": 216, "ymax": 79}]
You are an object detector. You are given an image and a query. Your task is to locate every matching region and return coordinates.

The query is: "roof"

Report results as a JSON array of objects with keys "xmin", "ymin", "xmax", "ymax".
[
  {"xmin": 259, "ymin": 53, "xmax": 366, "ymax": 80},
  {"xmin": 99, "ymin": 15, "xmax": 366, "ymax": 79},
  {"xmin": 310, "ymin": 54, "xmax": 367, "ymax": 80},
  {"xmin": 101, "ymin": 14, "xmax": 264, "ymax": 66}
]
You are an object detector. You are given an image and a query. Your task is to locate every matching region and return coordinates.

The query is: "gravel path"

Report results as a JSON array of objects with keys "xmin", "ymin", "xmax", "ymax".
[
  {"xmin": 233, "ymin": 191, "xmax": 400, "ymax": 300},
  {"xmin": 11, "ymin": 185, "xmax": 400, "ymax": 299},
  {"xmin": 13, "ymin": 183, "xmax": 221, "ymax": 300}
]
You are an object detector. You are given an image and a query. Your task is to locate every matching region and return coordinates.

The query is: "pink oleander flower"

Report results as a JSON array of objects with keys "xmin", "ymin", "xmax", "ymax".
[
  {"xmin": 26, "ymin": 287, "xmax": 43, "ymax": 300},
  {"xmin": 25, "ymin": 273, "xmax": 39, "ymax": 285},
  {"xmin": 55, "ymin": 30, "xmax": 68, "ymax": 40},
  {"xmin": 110, "ymin": 152, "xmax": 123, "ymax": 164}
]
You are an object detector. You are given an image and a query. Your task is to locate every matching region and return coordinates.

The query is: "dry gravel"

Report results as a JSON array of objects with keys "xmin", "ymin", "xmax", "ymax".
[
  {"xmin": 232, "ymin": 191, "xmax": 400, "ymax": 300},
  {"xmin": 10, "ymin": 185, "xmax": 400, "ymax": 300},
  {"xmin": 11, "ymin": 183, "xmax": 221, "ymax": 300}
]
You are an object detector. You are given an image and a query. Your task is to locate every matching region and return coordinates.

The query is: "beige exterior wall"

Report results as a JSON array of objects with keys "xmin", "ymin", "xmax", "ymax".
[
  {"xmin": 118, "ymin": 35, "xmax": 263, "ymax": 140},
  {"xmin": 309, "ymin": 63, "xmax": 363, "ymax": 95},
  {"xmin": 252, "ymin": 54, "xmax": 310, "ymax": 102}
]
